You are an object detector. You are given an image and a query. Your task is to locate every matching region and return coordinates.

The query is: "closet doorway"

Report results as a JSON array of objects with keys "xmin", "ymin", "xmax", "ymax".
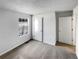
[{"xmin": 58, "ymin": 16, "xmax": 73, "ymax": 45}]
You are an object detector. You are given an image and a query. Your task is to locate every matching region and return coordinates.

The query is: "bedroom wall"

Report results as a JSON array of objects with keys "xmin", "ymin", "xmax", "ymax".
[{"xmin": 0, "ymin": 8, "xmax": 31, "ymax": 56}]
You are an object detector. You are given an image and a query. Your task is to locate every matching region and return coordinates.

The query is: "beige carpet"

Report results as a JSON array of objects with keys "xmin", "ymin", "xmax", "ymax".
[{"xmin": 0, "ymin": 40, "xmax": 77, "ymax": 59}]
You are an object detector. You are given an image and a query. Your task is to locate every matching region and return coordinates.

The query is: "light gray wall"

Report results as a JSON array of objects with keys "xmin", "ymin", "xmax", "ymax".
[
  {"xmin": 56, "ymin": 11, "xmax": 73, "ymax": 41},
  {"xmin": 0, "ymin": 8, "xmax": 31, "ymax": 56}
]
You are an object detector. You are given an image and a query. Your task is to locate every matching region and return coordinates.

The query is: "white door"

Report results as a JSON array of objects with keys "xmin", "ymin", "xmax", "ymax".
[
  {"xmin": 43, "ymin": 14, "xmax": 56, "ymax": 45},
  {"xmin": 59, "ymin": 16, "xmax": 73, "ymax": 45},
  {"xmin": 32, "ymin": 16, "xmax": 43, "ymax": 41}
]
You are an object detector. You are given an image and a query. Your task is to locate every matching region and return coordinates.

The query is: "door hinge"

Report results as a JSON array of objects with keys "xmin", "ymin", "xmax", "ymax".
[{"xmin": 72, "ymin": 29, "xmax": 73, "ymax": 31}]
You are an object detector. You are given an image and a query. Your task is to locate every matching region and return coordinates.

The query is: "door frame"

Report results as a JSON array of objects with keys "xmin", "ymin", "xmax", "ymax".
[{"xmin": 42, "ymin": 17, "xmax": 44, "ymax": 42}]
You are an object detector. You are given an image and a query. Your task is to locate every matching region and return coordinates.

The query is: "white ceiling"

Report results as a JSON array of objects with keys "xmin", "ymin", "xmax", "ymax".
[{"xmin": 0, "ymin": 0, "xmax": 78, "ymax": 14}]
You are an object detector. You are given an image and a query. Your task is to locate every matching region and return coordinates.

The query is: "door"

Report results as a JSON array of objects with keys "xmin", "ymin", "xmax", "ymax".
[
  {"xmin": 32, "ymin": 16, "xmax": 43, "ymax": 41},
  {"xmin": 43, "ymin": 14, "xmax": 56, "ymax": 45},
  {"xmin": 59, "ymin": 16, "xmax": 73, "ymax": 45}
]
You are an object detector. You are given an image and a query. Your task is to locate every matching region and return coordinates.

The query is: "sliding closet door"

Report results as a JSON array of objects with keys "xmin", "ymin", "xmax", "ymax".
[{"xmin": 32, "ymin": 16, "xmax": 43, "ymax": 41}]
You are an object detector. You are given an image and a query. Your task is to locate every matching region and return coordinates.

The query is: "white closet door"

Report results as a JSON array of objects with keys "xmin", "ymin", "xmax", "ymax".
[
  {"xmin": 59, "ymin": 16, "xmax": 73, "ymax": 44},
  {"xmin": 43, "ymin": 13, "xmax": 56, "ymax": 45},
  {"xmin": 32, "ymin": 16, "xmax": 42, "ymax": 41}
]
